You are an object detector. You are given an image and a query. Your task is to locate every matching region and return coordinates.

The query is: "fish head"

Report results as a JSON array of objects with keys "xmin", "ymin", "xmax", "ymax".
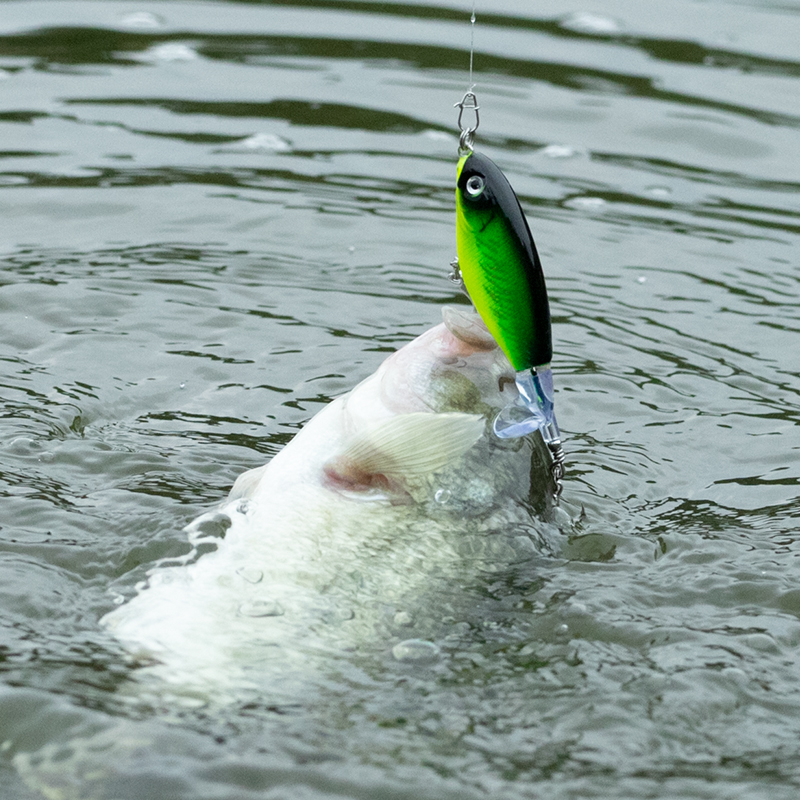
[
  {"xmin": 376, "ymin": 306, "xmax": 514, "ymax": 417},
  {"xmin": 323, "ymin": 307, "xmax": 553, "ymax": 513},
  {"xmin": 334, "ymin": 305, "xmax": 516, "ymax": 435}
]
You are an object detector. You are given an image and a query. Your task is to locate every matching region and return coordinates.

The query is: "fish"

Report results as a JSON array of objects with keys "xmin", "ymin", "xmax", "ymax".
[
  {"xmin": 455, "ymin": 150, "xmax": 562, "ymax": 450},
  {"xmin": 101, "ymin": 307, "xmax": 558, "ymax": 706}
]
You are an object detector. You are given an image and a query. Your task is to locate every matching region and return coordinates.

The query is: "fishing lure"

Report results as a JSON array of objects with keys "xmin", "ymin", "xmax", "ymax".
[{"xmin": 453, "ymin": 90, "xmax": 565, "ymax": 498}]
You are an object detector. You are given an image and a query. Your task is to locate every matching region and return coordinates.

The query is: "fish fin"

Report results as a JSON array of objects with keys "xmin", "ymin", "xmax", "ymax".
[
  {"xmin": 324, "ymin": 412, "xmax": 484, "ymax": 490},
  {"xmin": 229, "ymin": 464, "xmax": 269, "ymax": 500}
]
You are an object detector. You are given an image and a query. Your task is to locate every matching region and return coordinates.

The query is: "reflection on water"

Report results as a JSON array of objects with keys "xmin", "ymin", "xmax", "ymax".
[{"xmin": 1, "ymin": 0, "xmax": 800, "ymax": 798}]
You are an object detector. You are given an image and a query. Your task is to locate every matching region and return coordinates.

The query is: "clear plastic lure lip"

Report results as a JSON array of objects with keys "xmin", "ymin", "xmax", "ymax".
[{"xmin": 493, "ymin": 367, "xmax": 560, "ymax": 443}]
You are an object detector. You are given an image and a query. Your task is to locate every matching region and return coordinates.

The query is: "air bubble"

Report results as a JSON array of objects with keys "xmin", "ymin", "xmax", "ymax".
[
  {"xmin": 434, "ymin": 488, "xmax": 451, "ymax": 505},
  {"xmin": 236, "ymin": 567, "xmax": 263, "ymax": 584},
  {"xmin": 392, "ymin": 639, "xmax": 440, "ymax": 663}
]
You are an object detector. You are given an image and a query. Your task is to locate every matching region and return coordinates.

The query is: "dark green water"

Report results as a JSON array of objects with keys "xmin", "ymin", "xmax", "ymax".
[{"xmin": 1, "ymin": 1, "xmax": 799, "ymax": 797}]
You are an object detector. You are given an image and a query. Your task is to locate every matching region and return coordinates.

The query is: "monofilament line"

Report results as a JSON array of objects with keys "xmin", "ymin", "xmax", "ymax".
[
  {"xmin": 454, "ymin": 3, "xmax": 480, "ymax": 152},
  {"xmin": 468, "ymin": 1, "xmax": 476, "ymax": 91}
]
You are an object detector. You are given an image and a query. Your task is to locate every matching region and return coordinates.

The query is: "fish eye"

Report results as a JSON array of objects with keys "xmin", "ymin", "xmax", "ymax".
[{"xmin": 465, "ymin": 175, "xmax": 485, "ymax": 198}]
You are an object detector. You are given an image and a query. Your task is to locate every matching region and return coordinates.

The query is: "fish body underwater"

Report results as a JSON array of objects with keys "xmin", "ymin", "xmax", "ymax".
[{"xmin": 102, "ymin": 307, "xmax": 557, "ymax": 706}]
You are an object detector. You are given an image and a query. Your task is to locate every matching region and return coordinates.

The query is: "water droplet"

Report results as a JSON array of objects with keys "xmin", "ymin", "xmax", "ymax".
[
  {"xmin": 394, "ymin": 611, "xmax": 413, "ymax": 627},
  {"xmin": 236, "ymin": 567, "xmax": 263, "ymax": 584},
  {"xmin": 392, "ymin": 639, "xmax": 440, "ymax": 663},
  {"xmin": 555, "ymin": 623, "xmax": 570, "ymax": 636},
  {"xmin": 434, "ymin": 488, "xmax": 451, "ymax": 505},
  {"xmin": 238, "ymin": 599, "xmax": 284, "ymax": 618}
]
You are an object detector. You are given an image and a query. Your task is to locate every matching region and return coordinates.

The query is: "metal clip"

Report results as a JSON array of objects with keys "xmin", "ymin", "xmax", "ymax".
[
  {"xmin": 546, "ymin": 437, "xmax": 566, "ymax": 503},
  {"xmin": 447, "ymin": 257, "xmax": 472, "ymax": 300},
  {"xmin": 448, "ymin": 257, "xmax": 463, "ymax": 286},
  {"xmin": 454, "ymin": 91, "xmax": 480, "ymax": 153}
]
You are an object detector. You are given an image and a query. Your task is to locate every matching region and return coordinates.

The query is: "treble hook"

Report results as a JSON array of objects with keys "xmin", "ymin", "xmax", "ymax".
[{"xmin": 454, "ymin": 91, "xmax": 480, "ymax": 154}]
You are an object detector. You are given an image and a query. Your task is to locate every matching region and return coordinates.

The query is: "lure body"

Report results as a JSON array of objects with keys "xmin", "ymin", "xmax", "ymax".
[
  {"xmin": 455, "ymin": 151, "xmax": 560, "ymax": 446},
  {"xmin": 455, "ymin": 151, "xmax": 551, "ymax": 372}
]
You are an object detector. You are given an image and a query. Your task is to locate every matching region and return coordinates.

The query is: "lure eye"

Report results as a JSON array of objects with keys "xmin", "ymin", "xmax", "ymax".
[{"xmin": 465, "ymin": 175, "xmax": 485, "ymax": 198}]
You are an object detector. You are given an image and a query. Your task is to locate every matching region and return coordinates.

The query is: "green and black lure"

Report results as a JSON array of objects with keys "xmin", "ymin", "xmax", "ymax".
[
  {"xmin": 456, "ymin": 150, "xmax": 551, "ymax": 372},
  {"xmin": 453, "ymin": 92, "xmax": 564, "ymax": 493}
]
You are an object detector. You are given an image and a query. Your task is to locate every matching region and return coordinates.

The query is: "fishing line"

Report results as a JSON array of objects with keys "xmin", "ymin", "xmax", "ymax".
[
  {"xmin": 468, "ymin": 0, "xmax": 476, "ymax": 92},
  {"xmin": 455, "ymin": 2, "xmax": 480, "ymax": 154}
]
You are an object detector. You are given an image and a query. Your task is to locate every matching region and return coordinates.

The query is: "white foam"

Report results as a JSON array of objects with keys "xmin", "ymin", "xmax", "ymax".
[{"xmin": 560, "ymin": 12, "xmax": 622, "ymax": 35}]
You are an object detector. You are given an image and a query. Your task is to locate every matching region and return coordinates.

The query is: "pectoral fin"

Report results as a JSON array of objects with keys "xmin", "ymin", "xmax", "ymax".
[{"xmin": 324, "ymin": 412, "xmax": 484, "ymax": 491}]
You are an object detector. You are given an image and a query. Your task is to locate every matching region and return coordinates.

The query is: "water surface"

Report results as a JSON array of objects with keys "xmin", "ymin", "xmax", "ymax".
[{"xmin": 1, "ymin": 1, "xmax": 799, "ymax": 798}]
